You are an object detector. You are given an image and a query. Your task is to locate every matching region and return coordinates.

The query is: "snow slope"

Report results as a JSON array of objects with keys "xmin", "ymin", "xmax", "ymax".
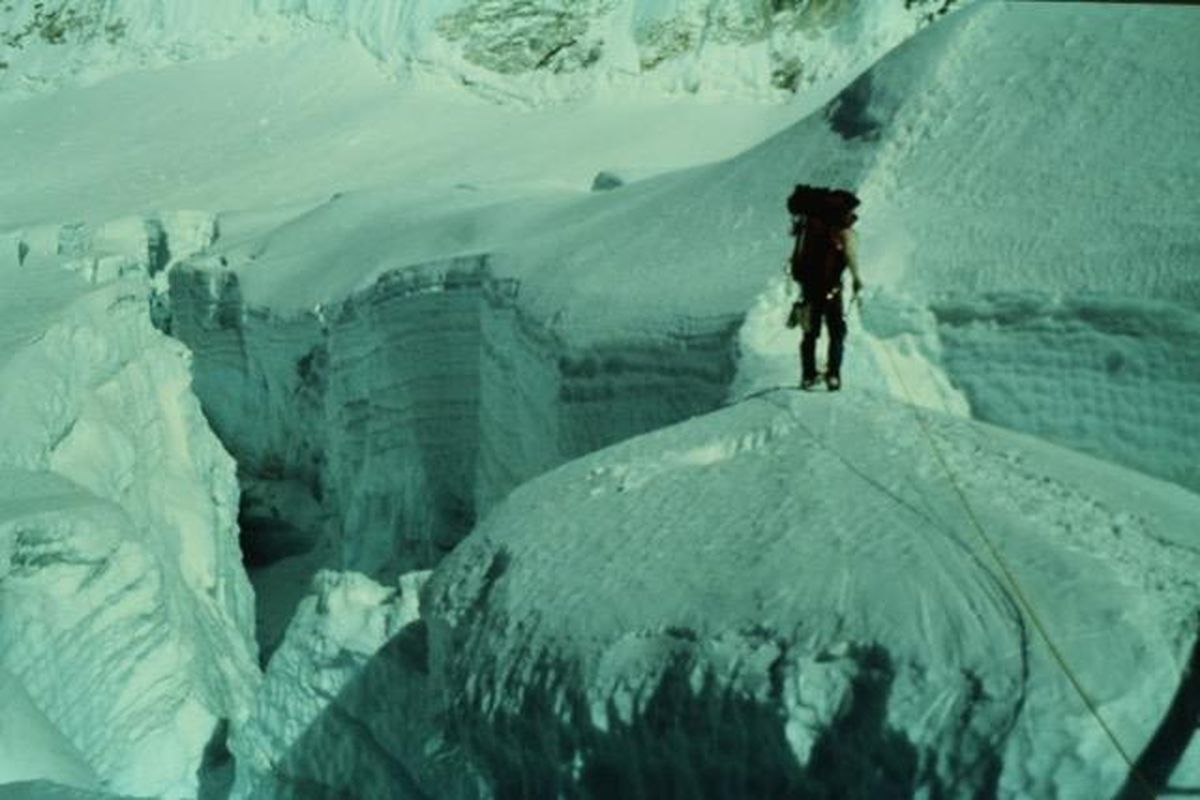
[
  {"xmin": 0, "ymin": 33, "xmax": 820, "ymax": 228},
  {"xmin": 0, "ymin": 260, "xmax": 259, "ymax": 796},
  {"xmin": 0, "ymin": 0, "xmax": 953, "ymax": 104},
  {"xmin": 426, "ymin": 387, "xmax": 1200, "ymax": 798}
]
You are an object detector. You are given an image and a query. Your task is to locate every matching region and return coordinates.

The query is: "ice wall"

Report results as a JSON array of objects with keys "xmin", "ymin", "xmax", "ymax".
[
  {"xmin": 0, "ymin": 259, "xmax": 258, "ymax": 796},
  {"xmin": 165, "ymin": 254, "xmax": 738, "ymax": 584},
  {"xmin": 0, "ymin": 0, "xmax": 954, "ymax": 102}
]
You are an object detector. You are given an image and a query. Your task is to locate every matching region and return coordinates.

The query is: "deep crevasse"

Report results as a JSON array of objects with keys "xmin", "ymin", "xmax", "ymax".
[{"xmin": 164, "ymin": 254, "xmax": 740, "ymax": 585}]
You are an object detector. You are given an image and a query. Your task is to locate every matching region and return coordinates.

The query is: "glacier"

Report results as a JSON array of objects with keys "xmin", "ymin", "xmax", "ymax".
[
  {"xmin": 0, "ymin": 0, "xmax": 952, "ymax": 103},
  {"xmin": 1, "ymin": 0, "xmax": 1198, "ymax": 798}
]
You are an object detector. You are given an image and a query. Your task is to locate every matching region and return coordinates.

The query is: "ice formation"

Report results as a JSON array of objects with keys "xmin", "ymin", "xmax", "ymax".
[
  {"xmin": 0, "ymin": 256, "xmax": 258, "ymax": 796},
  {"xmin": 228, "ymin": 569, "xmax": 481, "ymax": 798},
  {"xmin": 0, "ymin": 0, "xmax": 953, "ymax": 103},
  {"xmin": 0, "ymin": 0, "xmax": 1197, "ymax": 797},
  {"xmin": 425, "ymin": 388, "xmax": 1200, "ymax": 797}
]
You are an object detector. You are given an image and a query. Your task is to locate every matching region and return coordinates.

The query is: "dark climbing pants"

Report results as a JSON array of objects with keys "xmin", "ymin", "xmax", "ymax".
[{"xmin": 800, "ymin": 292, "xmax": 846, "ymax": 381}]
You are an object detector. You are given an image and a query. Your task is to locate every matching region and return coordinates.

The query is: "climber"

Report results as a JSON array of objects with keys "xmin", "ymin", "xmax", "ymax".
[{"xmin": 785, "ymin": 184, "xmax": 863, "ymax": 391}]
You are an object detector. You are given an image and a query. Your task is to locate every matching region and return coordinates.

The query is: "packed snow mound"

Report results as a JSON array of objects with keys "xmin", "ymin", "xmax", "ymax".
[
  {"xmin": 426, "ymin": 388, "xmax": 1200, "ymax": 798},
  {"xmin": 229, "ymin": 570, "xmax": 479, "ymax": 799},
  {"xmin": 0, "ymin": 264, "xmax": 259, "ymax": 797},
  {"xmin": 0, "ymin": 0, "xmax": 956, "ymax": 103}
]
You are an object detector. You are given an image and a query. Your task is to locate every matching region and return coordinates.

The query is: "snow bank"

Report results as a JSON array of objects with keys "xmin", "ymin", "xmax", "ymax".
[
  {"xmin": 426, "ymin": 388, "xmax": 1200, "ymax": 797},
  {"xmin": 0, "ymin": 263, "xmax": 258, "ymax": 797},
  {"xmin": 227, "ymin": 569, "xmax": 480, "ymax": 798}
]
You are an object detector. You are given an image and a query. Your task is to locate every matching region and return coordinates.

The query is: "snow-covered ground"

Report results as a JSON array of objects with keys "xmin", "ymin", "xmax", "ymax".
[{"xmin": 1, "ymin": 0, "xmax": 1198, "ymax": 797}]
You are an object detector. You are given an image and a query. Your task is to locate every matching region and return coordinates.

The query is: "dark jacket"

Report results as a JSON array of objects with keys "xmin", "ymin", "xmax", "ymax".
[{"xmin": 791, "ymin": 217, "xmax": 851, "ymax": 299}]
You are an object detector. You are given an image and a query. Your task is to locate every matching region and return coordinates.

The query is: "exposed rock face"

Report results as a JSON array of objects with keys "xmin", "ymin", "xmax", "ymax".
[
  {"xmin": 0, "ymin": 266, "xmax": 259, "ymax": 797},
  {"xmin": 0, "ymin": 0, "xmax": 958, "ymax": 102},
  {"xmin": 425, "ymin": 390, "xmax": 1200, "ymax": 798}
]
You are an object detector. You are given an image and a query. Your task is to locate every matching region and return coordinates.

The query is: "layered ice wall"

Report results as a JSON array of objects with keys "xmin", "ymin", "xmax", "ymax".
[
  {"xmin": 0, "ymin": 257, "xmax": 259, "ymax": 796},
  {"xmin": 0, "ymin": 0, "xmax": 955, "ymax": 102},
  {"xmin": 166, "ymin": 254, "xmax": 738, "ymax": 583}
]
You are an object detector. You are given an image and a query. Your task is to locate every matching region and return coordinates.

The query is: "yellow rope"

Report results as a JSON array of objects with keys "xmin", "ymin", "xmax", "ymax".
[{"xmin": 878, "ymin": 343, "xmax": 1155, "ymax": 800}]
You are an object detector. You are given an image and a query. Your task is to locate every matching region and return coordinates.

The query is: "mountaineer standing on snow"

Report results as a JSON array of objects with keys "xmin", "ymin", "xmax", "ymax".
[{"xmin": 786, "ymin": 185, "xmax": 863, "ymax": 391}]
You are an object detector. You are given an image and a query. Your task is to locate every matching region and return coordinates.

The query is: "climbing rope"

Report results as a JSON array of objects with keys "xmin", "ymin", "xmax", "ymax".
[{"xmin": 877, "ymin": 343, "xmax": 1157, "ymax": 800}]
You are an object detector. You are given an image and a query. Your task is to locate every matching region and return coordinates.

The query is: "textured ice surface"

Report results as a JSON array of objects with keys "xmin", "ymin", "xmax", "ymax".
[
  {"xmin": 0, "ymin": 264, "xmax": 259, "ymax": 797},
  {"xmin": 166, "ymin": 256, "xmax": 736, "ymax": 581},
  {"xmin": 0, "ymin": 666, "xmax": 98, "ymax": 790},
  {"xmin": 426, "ymin": 388, "xmax": 1200, "ymax": 797},
  {"xmin": 229, "ymin": 570, "xmax": 480, "ymax": 798},
  {"xmin": 0, "ymin": 0, "xmax": 1197, "ymax": 796},
  {"xmin": 0, "ymin": 0, "xmax": 945, "ymax": 104}
]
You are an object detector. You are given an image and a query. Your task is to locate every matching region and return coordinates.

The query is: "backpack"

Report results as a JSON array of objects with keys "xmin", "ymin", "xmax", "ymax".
[
  {"xmin": 787, "ymin": 184, "xmax": 859, "ymax": 292},
  {"xmin": 787, "ymin": 183, "xmax": 860, "ymax": 227}
]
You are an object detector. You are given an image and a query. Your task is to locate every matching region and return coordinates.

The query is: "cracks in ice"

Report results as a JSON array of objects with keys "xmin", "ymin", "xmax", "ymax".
[{"xmin": 164, "ymin": 253, "xmax": 741, "ymax": 657}]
